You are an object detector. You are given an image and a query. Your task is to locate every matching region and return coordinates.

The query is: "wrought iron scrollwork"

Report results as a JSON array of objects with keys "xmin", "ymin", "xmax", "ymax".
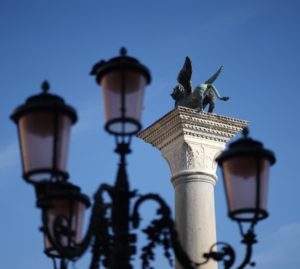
[
  {"xmin": 88, "ymin": 184, "xmax": 114, "ymax": 269},
  {"xmin": 202, "ymin": 223, "xmax": 258, "ymax": 269},
  {"xmin": 132, "ymin": 194, "xmax": 198, "ymax": 269},
  {"xmin": 40, "ymin": 183, "xmax": 112, "ymax": 264},
  {"xmin": 53, "ymin": 215, "xmax": 76, "ymax": 248},
  {"xmin": 40, "ymin": 178, "xmax": 260, "ymax": 269},
  {"xmin": 203, "ymin": 242, "xmax": 235, "ymax": 269}
]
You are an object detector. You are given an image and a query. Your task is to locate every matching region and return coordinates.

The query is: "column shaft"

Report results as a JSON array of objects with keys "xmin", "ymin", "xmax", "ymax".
[{"xmin": 174, "ymin": 175, "xmax": 217, "ymax": 269}]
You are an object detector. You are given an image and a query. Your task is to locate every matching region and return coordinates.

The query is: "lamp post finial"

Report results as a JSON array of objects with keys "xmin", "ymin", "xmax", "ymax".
[
  {"xmin": 242, "ymin": 127, "xmax": 249, "ymax": 138},
  {"xmin": 41, "ymin": 80, "xmax": 50, "ymax": 93},
  {"xmin": 120, "ymin": 47, "xmax": 127, "ymax": 56}
]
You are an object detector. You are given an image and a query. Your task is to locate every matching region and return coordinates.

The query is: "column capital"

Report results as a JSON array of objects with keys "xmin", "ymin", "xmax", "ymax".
[
  {"xmin": 138, "ymin": 107, "xmax": 248, "ymax": 150},
  {"xmin": 138, "ymin": 107, "xmax": 248, "ymax": 183}
]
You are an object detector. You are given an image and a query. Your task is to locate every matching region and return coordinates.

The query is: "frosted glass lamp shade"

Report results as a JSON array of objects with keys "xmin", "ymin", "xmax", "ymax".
[
  {"xmin": 18, "ymin": 112, "xmax": 72, "ymax": 182},
  {"xmin": 91, "ymin": 48, "xmax": 151, "ymax": 136},
  {"xmin": 217, "ymin": 129, "xmax": 276, "ymax": 223},
  {"xmin": 11, "ymin": 84, "xmax": 77, "ymax": 183},
  {"xmin": 222, "ymin": 156, "xmax": 271, "ymax": 222},
  {"xmin": 37, "ymin": 182, "xmax": 90, "ymax": 259},
  {"xmin": 43, "ymin": 198, "xmax": 88, "ymax": 258},
  {"xmin": 101, "ymin": 70, "xmax": 147, "ymax": 134}
]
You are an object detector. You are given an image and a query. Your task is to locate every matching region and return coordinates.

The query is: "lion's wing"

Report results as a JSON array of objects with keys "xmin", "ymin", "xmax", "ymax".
[
  {"xmin": 205, "ymin": 65, "xmax": 224, "ymax": 84},
  {"xmin": 177, "ymin": 57, "xmax": 192, "ymax": 95}
]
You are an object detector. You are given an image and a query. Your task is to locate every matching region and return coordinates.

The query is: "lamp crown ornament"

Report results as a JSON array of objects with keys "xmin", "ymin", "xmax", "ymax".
[
  {"xmin": 242, "ymin": 127, "xmax": 249, "ymax": 137},
  {"xmin": 42, "ymin": 80, "xmax": 50, "ymax": 93},
  {"xmin": 120, "ymin": 46, "xmax": 127, "ymax": 56}
]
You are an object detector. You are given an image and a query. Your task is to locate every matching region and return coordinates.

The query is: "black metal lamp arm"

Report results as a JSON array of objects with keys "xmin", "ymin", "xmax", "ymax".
[
  {"xmin": 41, "ymin": 183, "xmax": 113, "ymax": 262},
  {"xmin": 236, "ymin": 228, "xmax": 257, "ymax": 269},
  {"xmin": 88, "ymin": 184, "xmax": 114, "ymax": 269},
  {"xmin": 202, "ymin": 227, "xmax": 257, "ymax": 269},
  {"xmin": 132, "ymin": 193, "xmax": 200, "ymax": 269},
  {"xmin": 203, "ymin": 242, "xmax": 235, "ymax": 269}
]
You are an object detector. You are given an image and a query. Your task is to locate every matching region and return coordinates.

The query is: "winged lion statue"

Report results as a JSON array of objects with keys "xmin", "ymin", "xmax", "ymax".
[{"xmin": 171, "ymin": 57, "xmax": 229, "ymax": 113}]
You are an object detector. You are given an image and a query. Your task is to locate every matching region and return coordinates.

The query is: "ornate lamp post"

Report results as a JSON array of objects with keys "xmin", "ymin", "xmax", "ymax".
[
  {"xmin": 11, "ymin": 48, "xmax": 193, "ymax": 269},
  {"xmin": 90, "ymin": 46, "xmax": 151, "ymax": 136},
  {"xmin": 11, "ymin": 48, "xmax": 275, "ymax": 269}
]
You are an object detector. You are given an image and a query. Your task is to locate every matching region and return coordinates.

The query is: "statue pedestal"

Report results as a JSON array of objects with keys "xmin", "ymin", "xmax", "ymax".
[{"xmin": 138, "ymin": 107, "xmax": 248, "ymax": 269}]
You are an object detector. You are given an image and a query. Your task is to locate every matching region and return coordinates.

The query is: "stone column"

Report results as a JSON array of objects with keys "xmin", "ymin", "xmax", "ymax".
[{"xmin": 138, "ymin": 107, "xmax": 248, "ymax": 269}]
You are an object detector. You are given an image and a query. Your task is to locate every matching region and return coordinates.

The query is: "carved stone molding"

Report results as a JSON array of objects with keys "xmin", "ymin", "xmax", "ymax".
[
  {"xmin": 161, "ymin": 140, "xmax": 224, "ymax": 185},
  {"xmin": 138, "ymin": 107, "xmax": 248, "ymax": 151}
]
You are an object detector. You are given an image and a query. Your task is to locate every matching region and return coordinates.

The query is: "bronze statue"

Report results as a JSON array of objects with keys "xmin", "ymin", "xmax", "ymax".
[{"xmin": 171, "ymin": 57, "xmax": 229, "ymax": 113}]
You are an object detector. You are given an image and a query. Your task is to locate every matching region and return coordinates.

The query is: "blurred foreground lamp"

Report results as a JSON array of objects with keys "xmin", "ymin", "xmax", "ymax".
[
  {"xmin": 11, "ymin": 81, "xmax": 77, "ymax": 183},
  {"xmin": 36, "ymin": 182, "xmax": 90, "ymax": 259},
  {"xmin": 217, "ymin": 127, "xmax": 276, "ymax": 224},
  {"xmin": 90, "ymin": 47, "xmax": 151, "ymax": 136},
  {"xmin": 203, "ymin": 128, "xmax": 276, "ymax": 269}
]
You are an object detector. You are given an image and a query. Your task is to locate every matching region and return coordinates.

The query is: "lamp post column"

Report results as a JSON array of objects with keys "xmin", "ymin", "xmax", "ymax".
[{"xmin": 138, "ymin": 107, "xmax": 248, "ymax": 269}]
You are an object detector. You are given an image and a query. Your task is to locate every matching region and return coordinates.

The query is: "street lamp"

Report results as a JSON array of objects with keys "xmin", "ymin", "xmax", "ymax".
[
  {"xmin": 11, "ymin": 48, "xmax": 275, "ymax": 269},
  {"xmin": 90, "ymin": 47, "xmax": 151, "ymax": 137},
  {"xmin": 202, "ymin": 127, "xmax": 276, "ymax": 269},
  {"xmin": 11, "ymin": 81, "xmax": 77, "ymax": 183},
  {"xmin": 218, "ymin": 127, "xmax": 276, "ymax": 223}
]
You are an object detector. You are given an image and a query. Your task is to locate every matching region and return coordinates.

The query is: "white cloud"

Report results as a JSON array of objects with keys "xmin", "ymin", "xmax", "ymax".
[
  {"xmin": 0, "ymin": 142, "xmax": 19, "ymax": 173},
  {"xmin": 254, "ymin": 223, "xmax": 300, "ymax": 268}
]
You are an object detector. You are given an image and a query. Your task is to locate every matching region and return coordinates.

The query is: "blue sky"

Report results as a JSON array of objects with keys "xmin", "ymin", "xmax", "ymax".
[{"xmin": 0, "ymin": 0, "xmax": 299, "ymax": 268}]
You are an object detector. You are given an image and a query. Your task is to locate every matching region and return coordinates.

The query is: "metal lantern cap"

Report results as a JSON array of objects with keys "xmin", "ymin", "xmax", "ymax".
[
  {"xmin": 90, "ymin": 47, "xmax": 151, "ymax": 85},
  {"xmin": 11, "ymin": 81, "xmax": 77, "ymax": 124},
  {"xmin": 217, "ymin": 128, "xmax": 276, "ymax": 165},
  {"xmin": 36, "ymin": 181, "xmax": 90, "ymax": 209}
]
